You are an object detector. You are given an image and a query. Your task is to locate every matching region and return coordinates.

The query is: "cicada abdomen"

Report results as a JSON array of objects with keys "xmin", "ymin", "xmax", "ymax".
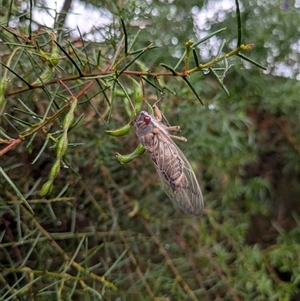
[{"xmin": 133, "ymin": 109, "xmax": 204, "ymax": 217}]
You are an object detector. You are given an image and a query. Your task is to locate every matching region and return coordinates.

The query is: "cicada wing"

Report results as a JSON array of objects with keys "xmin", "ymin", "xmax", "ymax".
[{"xmin": 154, "ymin": 134, "xmax": 204, "ymax": 217}]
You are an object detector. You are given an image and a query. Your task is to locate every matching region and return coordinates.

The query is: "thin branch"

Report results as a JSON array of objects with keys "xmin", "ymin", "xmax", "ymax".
[{"xmin": 235, "ymin": 0, "xmax": 242, "ymax": 46}]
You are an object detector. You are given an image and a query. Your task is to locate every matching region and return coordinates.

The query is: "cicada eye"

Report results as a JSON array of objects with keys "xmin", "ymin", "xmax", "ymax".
[{"xmin": 144, "ymin": 115, "xmax": 151, "ymax": 123}]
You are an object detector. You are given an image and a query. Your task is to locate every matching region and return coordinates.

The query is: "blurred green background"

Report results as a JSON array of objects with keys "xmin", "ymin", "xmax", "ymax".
[{"xmin": 0, "ymin": 0, "xmax": 299, "ymax": 300}]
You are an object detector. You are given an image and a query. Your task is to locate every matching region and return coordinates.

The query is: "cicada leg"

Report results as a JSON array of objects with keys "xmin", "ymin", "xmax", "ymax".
[
  {"xmin": 152, "ymin": 104, "xmax": 163, "ymax": 121},
  {"xmin": 170, "ymin": 134, "xmax": 187, "ymax": 142},
  {"xmin": 166, "ymin": 125, "xmax": 181, "ymax": 132},
  {"xmin": 153, "ymin": 104, "xmax": 187, "ymax": 142}
]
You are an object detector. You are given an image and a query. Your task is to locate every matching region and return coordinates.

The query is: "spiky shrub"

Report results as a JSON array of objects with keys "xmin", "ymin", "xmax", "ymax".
[{"xmin": 1, "ymin": 1, "xmax": 299, "ymax": 300}]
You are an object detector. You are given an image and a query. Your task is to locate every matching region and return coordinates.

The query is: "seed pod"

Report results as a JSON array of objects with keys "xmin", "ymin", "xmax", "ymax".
[
  {"xmin": 50, "ymin": 44, "xmax": 59, "ymax": 66},
  {"xmin": 114, "ymin": 88, "xmax": 133, "ymax": 97},
  {"xmin": 56, "ymin": 136, "xmax": 68, "ymax": 159},
  {"xmin": 132, "ymin": 77, "xmax": 143, "ymax": 113},
  {"xmin": 50, "ymin": 160, "xmax": 61, "ymax": 180},
  {"xmin": 62, "ymin": 114, "xmax": 74, "ymax": 130},
  {"xmin": 116, "ymin": 143, "xmax": 146, "ymax": 164},
  {"xmin": 0, "ymin": 79, "xmax": 8, "ymax": 115},
  {"xmin": 62, "ymin": 98, "xmax": 77, "ymax": 128},
  {"xmin": 105, "ymin": 123, "xmax": 131, "ymax": 137},
  {"xmin": 32, "ymin": 66, "xmax": 53, "ymax": 85},
  {"xmin": 40, "ymin": 180, "xmax": 54, "ymax": 197}
]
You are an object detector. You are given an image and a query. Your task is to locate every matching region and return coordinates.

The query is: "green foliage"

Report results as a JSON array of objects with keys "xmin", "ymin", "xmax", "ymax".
[{"xmin": 1, "ymin": 0, "xmax": 299, "ymax": 300}]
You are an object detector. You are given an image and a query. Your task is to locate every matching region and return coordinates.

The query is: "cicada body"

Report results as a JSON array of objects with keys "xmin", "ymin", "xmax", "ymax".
[{"xmin": 133, "ymin": 109, "xmax": 204, "ymax": 217}]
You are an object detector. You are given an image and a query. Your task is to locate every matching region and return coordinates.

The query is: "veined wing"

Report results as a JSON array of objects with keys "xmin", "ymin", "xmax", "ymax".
[{"xmin": 151, "ymin": 121, "xmax": 204, "ymax": 217}]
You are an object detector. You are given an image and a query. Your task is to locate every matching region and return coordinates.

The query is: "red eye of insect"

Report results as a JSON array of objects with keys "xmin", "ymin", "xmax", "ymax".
[{"xmin": 144, "ymin": 115, "xmax": 151, "ymax": 123}]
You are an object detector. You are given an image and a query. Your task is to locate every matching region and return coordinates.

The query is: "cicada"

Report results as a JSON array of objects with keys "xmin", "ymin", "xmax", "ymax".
[{"xmin": 133, "ymin": 105, "xmax": 204, "ymax": 217}]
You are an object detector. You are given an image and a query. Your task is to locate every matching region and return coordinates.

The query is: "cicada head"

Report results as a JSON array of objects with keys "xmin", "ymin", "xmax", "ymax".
[{"xmin": 133, "ymin": 111, "xmax": 154, "ymax": 136}]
